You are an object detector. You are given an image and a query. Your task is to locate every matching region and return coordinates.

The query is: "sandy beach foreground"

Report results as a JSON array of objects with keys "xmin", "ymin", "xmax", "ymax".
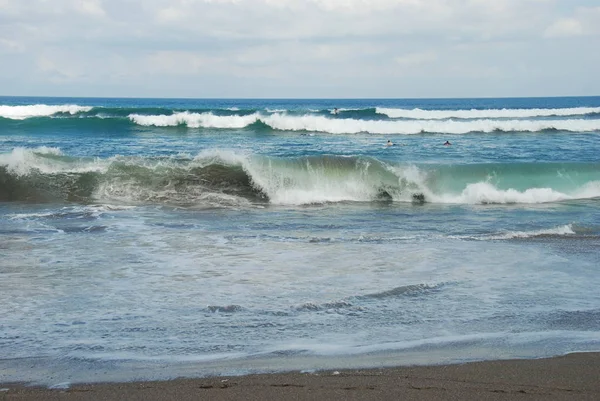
[{"xmin": 2, "ymin": 352, "xmax": 599, "ymax": 400}]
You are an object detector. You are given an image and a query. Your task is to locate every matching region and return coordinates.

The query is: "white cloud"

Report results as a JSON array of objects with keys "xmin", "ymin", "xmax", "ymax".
[
  {"xmin": 0, "ymin": 0, "xmax": 598, "ymax": 97},
  {"xmin": 394, "ymin": 51, "xmax": 437, "ymax": 68},
  {"xmin": 74, "ymin": 0, "xmax": 106, "ymax": 17},
  {"xmin": 156, "ymin": 6, "xmax": 184, "ymax": 23},
  {"xmin": 143, "ymin": 51, "xmax": 217, "ymax": 75},
  {"xmin": 308, "ymin": 0, "xmax": 420, "ymax": 13},
  {"xmin": 544, "ymin": 18, "xmax": 584, "ymax": 38},
  {"xmin": 544, "ymin": 6, "xmax": 600, "ymax": 38},
  {"xmin": 36, "ymin": 53, "xmax": 87, "ymax": 82},
  {"xmin": 0, "ymin": 38, "xmax": 24, "ymax": 53}
]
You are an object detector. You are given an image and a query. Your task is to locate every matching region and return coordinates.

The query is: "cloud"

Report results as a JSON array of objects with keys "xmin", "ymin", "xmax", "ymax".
[
  {"xmin": 544, "ymin": 6, "xmax": 600, "ymax": 38},
  {"xmin": 36, "ymin": 52, "xmax": 87, "ymax": 82},
  {"xmin": 0, "ymin": 38, "xmax": 24, "ymax": 53},
  {"xmin": 143, "ymin": 50, "xmax": 218, "ymax": 75},
  {"xmin": 0, "ymin": 0, "xmax": 598, "ymax": 97},
  {"xmin": 394, "ymin": 51, "xmax": 437, "ymax": 68},
  {"xmin": 544, "ymin": 18, "xmax": 584, "ymax": 38},
  {"xmin": 74, "ymin": 0, "xmax": 106, "ymax": 17}
]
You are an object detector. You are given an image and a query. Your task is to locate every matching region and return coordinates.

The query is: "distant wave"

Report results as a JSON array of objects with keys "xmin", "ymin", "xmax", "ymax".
[
  {"xmin": 2, "ymin": 147, "xmax": 600, "ymax": 206},
  {"xmin": 0, "ymin": 104, "xmax": 92, "ymax": 120},
  {"xmin": 262, "ymin": 114, "xmax": 600, "ymax": 134},
  {"xmin": 1, "ymin": 103, "xmax": 600, "ymax": 134},
  {"xmin": 129, "ymin": 112, "xmax": 600, "ymax": 134},
  {"xmin": 376, "ymin": 106, "xmax": 600, "ymax": 120},
  {"xmin": 129, "ymin": 112, "xmax": 261, "ymax": 128}
]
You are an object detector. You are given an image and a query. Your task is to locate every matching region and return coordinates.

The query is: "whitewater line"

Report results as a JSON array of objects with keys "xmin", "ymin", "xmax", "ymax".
[
  {"xmin": 376, "ymin": 106, "xmax": 600, "ymax": 120},
  {"xmin": 129, "ymin": 112, "xmax": 600, "ymax": 134}
]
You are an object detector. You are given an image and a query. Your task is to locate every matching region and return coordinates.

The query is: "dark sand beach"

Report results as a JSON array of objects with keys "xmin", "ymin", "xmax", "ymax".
[{"xmin": 2, "ymin": 352, "xmax": 599, "ymax": 400}]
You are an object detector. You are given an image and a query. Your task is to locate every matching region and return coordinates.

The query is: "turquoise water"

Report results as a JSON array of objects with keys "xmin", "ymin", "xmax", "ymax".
[{"xmin": 1, "ymin": 96, "xmax": 600, "ymax": 385}]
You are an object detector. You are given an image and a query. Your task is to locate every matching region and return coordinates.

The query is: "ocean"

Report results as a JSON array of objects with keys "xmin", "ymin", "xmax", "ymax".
[{"xmin": 1, "ymin": 96, "xmax": 600, "ymax": 386}]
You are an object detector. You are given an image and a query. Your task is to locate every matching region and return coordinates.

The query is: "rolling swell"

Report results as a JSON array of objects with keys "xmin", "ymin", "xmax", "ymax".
[
  {"xmin": 2, "ymin": 147, "xmax": 600, "ymax": 206},
  {"xmin": 0, "ymin": 158, "xmax": 262, "ymax": 205},
  {"xmin": 0, "ymin": 115, "xmax": 133, "ymax": 134},
  {"xmin": 0, "ymin": 166, "xmax": 98, "ymax": 202}
]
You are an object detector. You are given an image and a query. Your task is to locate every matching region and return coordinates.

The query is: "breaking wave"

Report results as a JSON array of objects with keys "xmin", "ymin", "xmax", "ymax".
[
  {"xmin": 125, "ymin": 113, "xmax": 600, "ymax": 135},
  {"xmin": 129, "ymin": 112, "xmax": 261, "ymax": 129},
  {"xmin": 1, "ymin": 102, "xmax": 599, "ymax": 135},
  {"xmin": 264, "ymin": 115, "xmax": 600, "ymax": 134},
  {"xmin": 0, "ymin": 104, "xmax": 92, "ymax": 120},
  {"xmin": 129, "ymin": 113, "xmax": 600, "ymax": 134},
  {"xmin": 376, "ymin": 106, "xmax": 600, "ymax": 120},
  {"xmin": 2, "ymin": 147, "xmax": 600, "ymax": 206}
]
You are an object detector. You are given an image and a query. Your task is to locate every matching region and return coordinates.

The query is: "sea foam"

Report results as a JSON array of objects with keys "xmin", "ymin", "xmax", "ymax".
[
  {"xmin": 0, "ymin": 104, "xmax": 92, "ymax": 120},
  {"xmin": 127, "ymin": 112, "xmax": 600, "ymax": 134},
  {"xmin": 3, "ymin": 148, "xmax": 600, "ymax": 206},
  {"xmin": 488, "ymin": 224, "xmax": 576, "ymax": 240},
  {"xmin": 262, "ymin": 115, "xmax": 600, "ymax": 134},
  {"xmin": 429, "ymin": 181, "xmax": 600, "ymax": 205},
  {"xmin": 129, "ymin": 112, "xmax": 260, "ymax": 128},
  {"xmin": 0, "ymin": 147, "xmax": 103, "ymax": 176},
  {"xmin": 376, "ymin": 106, "xmax": 600, "ymax": 120}
]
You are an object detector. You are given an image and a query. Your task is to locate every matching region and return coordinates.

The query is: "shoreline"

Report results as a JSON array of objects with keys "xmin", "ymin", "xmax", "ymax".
[{"xmin": 2, "ymin": 352, "xmax": 599, "ymax": 400}]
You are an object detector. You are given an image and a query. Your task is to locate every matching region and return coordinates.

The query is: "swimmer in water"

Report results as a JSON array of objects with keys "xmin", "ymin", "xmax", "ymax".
[
  {"xmin": 444, "ymin": 140, "xmax": 451, "ymax": 146},
  {"xmin": 387, "ymin": 140, "xmax": 394, "ymax": 146}
]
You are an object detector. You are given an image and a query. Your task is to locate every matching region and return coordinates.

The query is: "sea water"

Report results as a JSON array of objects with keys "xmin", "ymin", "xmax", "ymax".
[{"xmin": 1, "ymin": 96, "xmax": 600, "ymax": 385}]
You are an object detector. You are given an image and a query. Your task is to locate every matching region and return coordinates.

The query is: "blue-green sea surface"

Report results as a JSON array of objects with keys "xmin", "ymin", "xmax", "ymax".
[{"xmin": 1, "ymin": 96, "xmax": 600, "ymax": 385}]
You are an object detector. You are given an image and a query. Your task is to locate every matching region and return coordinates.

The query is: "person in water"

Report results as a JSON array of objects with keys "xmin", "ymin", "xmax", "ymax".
[
  {"xmin": 333, "ymin": 108, "xmax": 339, "ymax": 115},
  {"xmin": 444, "ymin": 140, "xmax": 451, "ymax": 145},
  {"xmin": 387, "ymin": 140, "xmax": 394, "ymax": 146}
]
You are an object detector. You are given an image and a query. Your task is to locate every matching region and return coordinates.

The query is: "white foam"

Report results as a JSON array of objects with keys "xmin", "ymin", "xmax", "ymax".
[
  {"xmin": 0, "ymin": 104, "xmax": 92, "ymax": 120},
  {"xmin": 376, "ymin": 106, "xmax": 600, "ymax": 120},
  {"xmin": 488, "ymin": 224, "xmax": 576, "ymax": 240},
  {"xmin": 262, "ymin": 114, "xmax": 600, "ymax": 134},
  {"xmin": 7, "ymin": 205, "xmax": 127, "ymax": 220},
  {"xmin": 243, "ymin": 157, "xmax": 383, "ymax": 205},
  {"xmin": 191, "ymin": 148, "xmax": 250, "ymax": 168},
  {"xmin": 269, "ymin": 332, "xmax": 511, "ymax": 357},
  {"xmin": 435, "ymin": 182, "xmax": 567, "ymax": 204},
  {"xmin": 129, "ymin": 112, "xmax": 260, "ymax": 128},
  {"xmin": 0, "ymin": 147, "xmax": 104, "ymax": 176},
  {"xmin": 574, "ymin": 180, "xmax": 600, "ymax": 199},
  {"xmin": 430, "ymin": 181, "xmax": 600, "ymax": 205},
  {"xmin": 127, "ymin": 111, "xmax": 600, "ymax": 134},
  {"xmin": 48, "ymin": 382, "xmax": 70, "ymax": 390},
  {"xmin": 187, "ymin": 153, "xmax": 600, "ymax": 206},
  {"xmin": 90, "ymin": 149, "xmax": 254, "ymax": 206}
]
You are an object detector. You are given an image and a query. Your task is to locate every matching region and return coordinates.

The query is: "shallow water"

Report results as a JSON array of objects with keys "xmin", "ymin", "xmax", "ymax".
[{"xmin": 1, "ymin": 96, "xmax": 600, "ymax": 385}]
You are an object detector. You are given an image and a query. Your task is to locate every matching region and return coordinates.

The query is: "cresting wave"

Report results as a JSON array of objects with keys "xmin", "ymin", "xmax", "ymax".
[
  {"xmin": 2, "ymin": 147, "xmax": 600, "ymax": 206},
  {"xmin": 129, "ymin": 112, "xmax": 261, "ymax": 128},
  {"xmin": 0, "ymin": 104, "xmax": 92, "ymax": 120}
]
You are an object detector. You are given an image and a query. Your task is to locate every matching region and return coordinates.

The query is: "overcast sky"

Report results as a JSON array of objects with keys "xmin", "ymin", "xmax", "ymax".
[{"xmin": 1, "ymin": 0, "xmax": 599, "ymax": 98}]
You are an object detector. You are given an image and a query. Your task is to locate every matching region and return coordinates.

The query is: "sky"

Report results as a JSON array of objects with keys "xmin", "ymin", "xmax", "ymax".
[{"xmin": 1, "ymin": 0, "xmax": 599, "ymax": 98}]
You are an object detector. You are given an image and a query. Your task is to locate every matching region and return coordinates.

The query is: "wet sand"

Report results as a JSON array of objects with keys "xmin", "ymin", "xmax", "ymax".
[{"xmin": 2, "ymin": 352, "xmax": 599, "ymax": 400}]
